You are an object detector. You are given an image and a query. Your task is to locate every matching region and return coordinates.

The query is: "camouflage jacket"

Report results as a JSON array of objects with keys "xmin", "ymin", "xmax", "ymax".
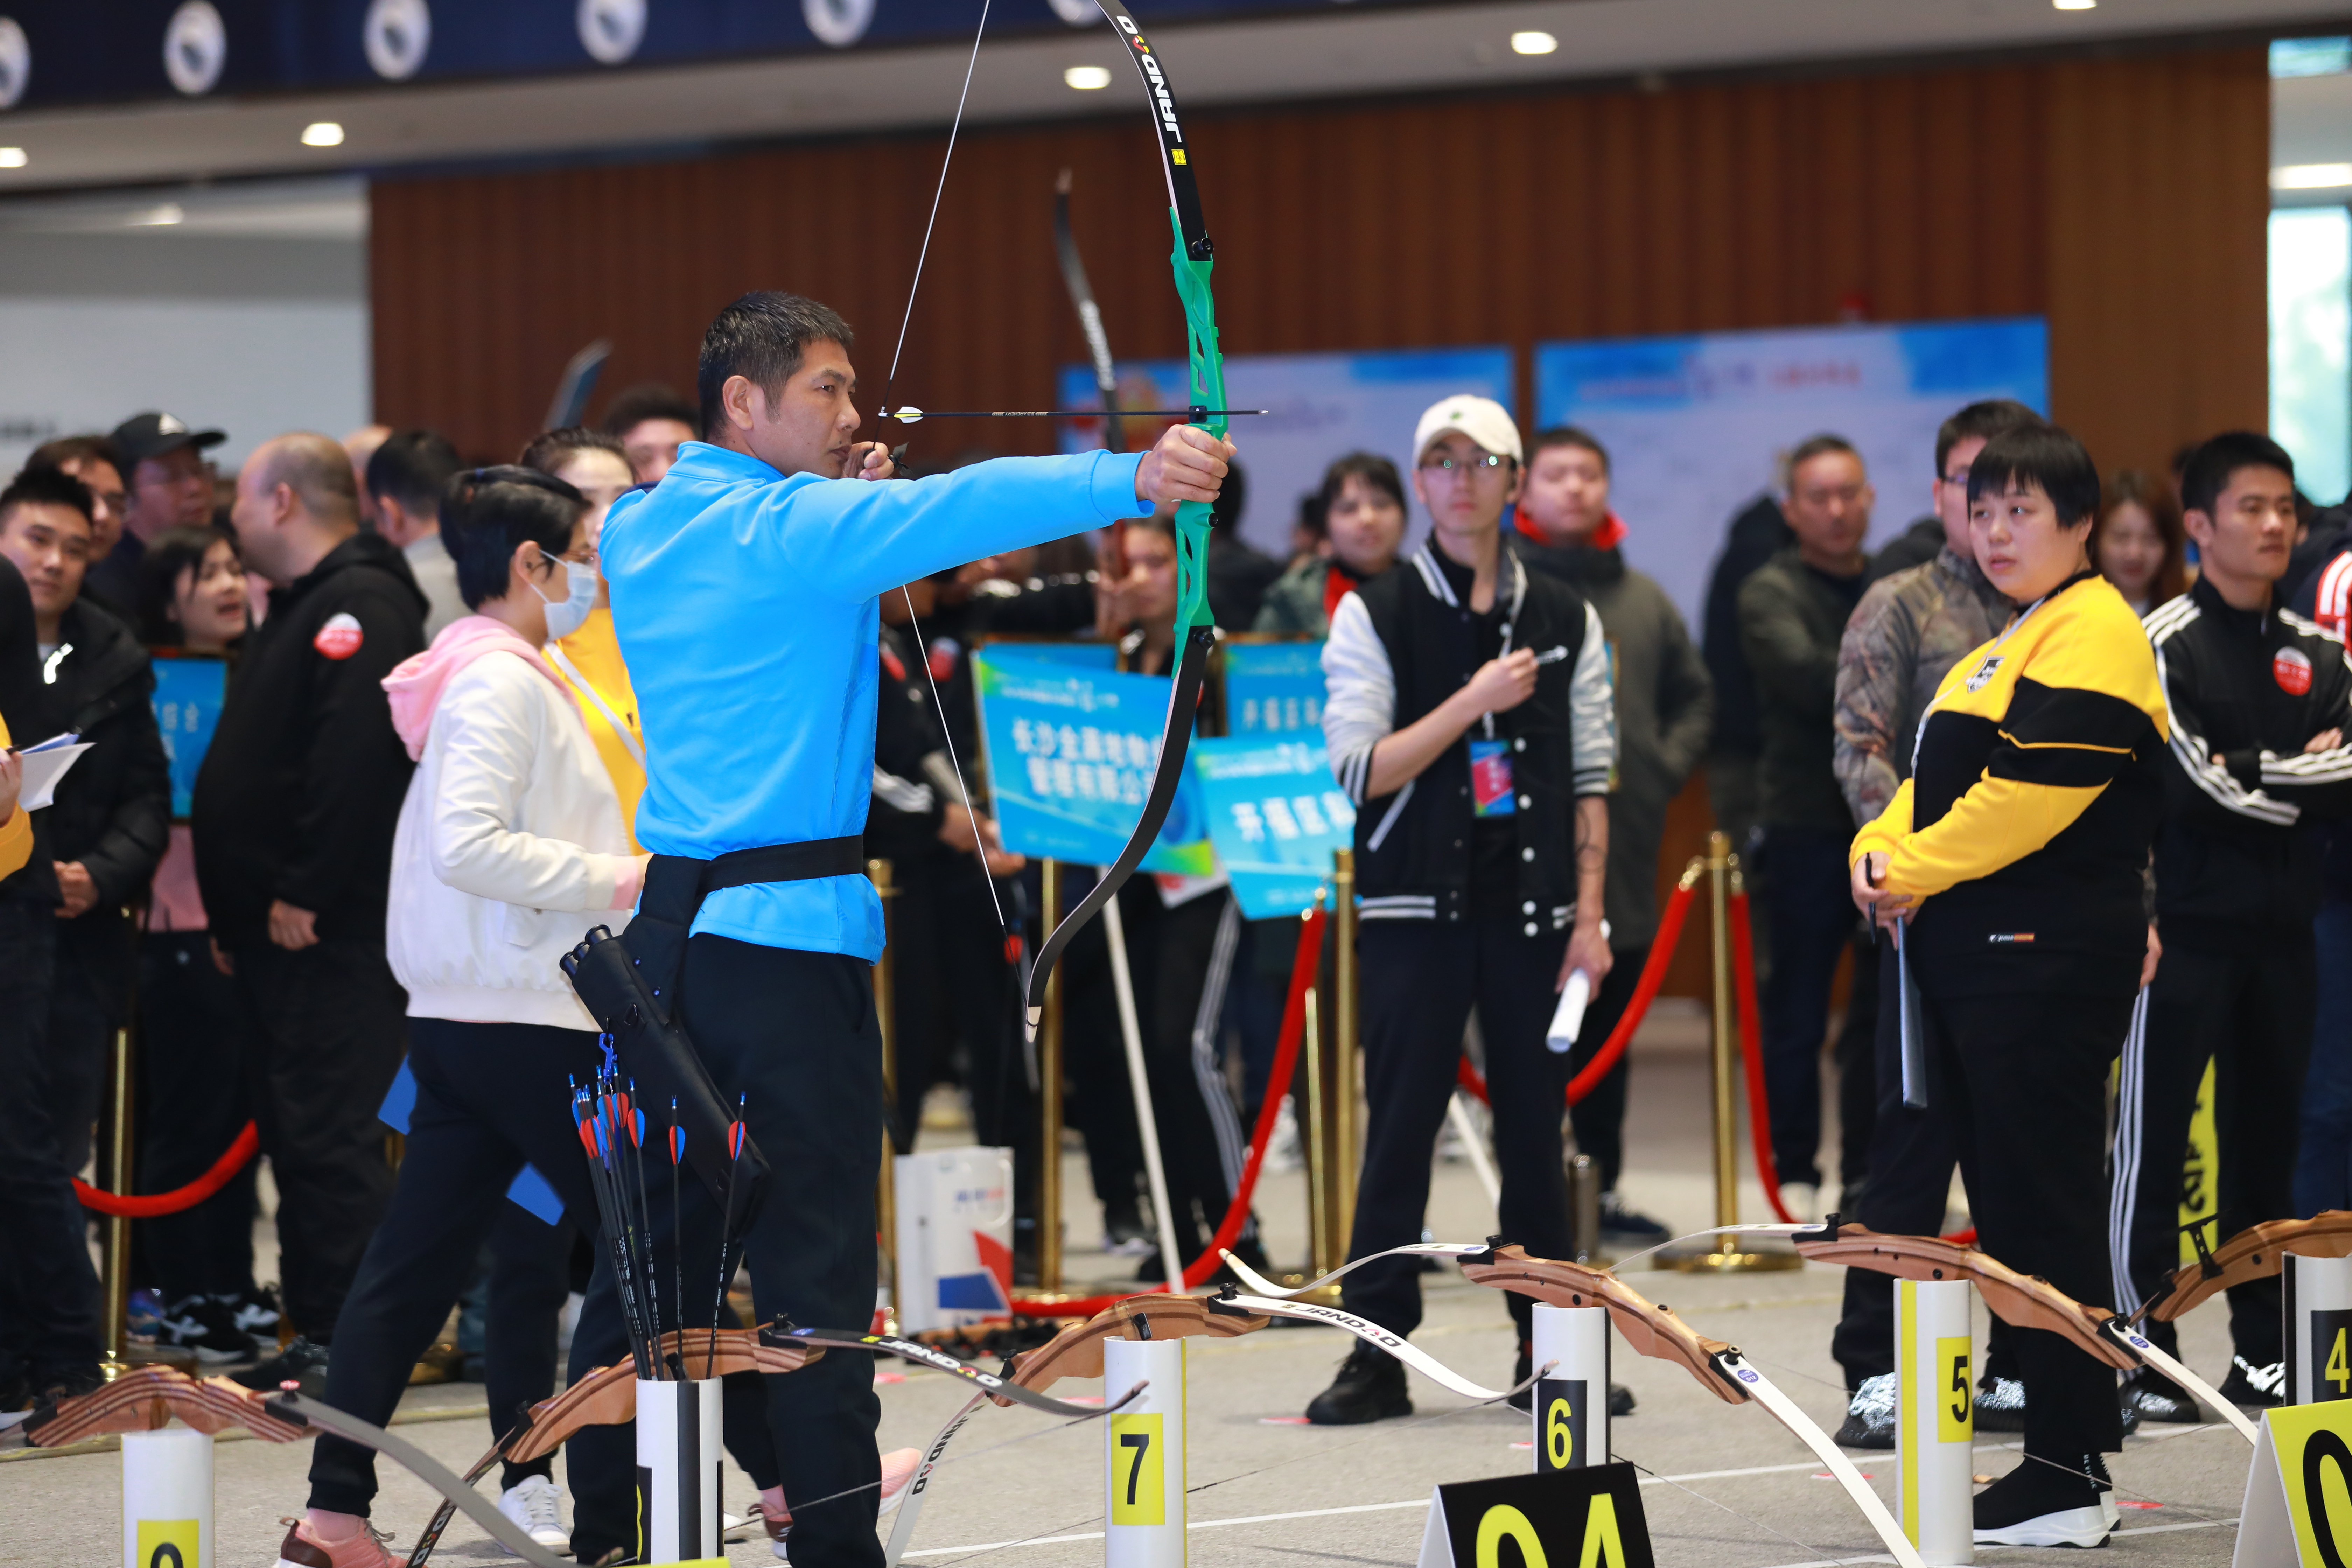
[{"xmin": 1833, "ymin": 545, "xmax": 2014, "ymax": 825}]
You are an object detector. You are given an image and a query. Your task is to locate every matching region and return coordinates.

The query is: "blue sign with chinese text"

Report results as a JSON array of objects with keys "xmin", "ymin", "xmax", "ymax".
[
  {"xmin": 150, "ymin": 656, "xmax": 227, "ymax": 820},
  {"xmin": 1224, "ymin": 640, "xmax": 1326, "ymax": 736},
  {"xmin": 1191, "ymin": 736, "xmax": 1355, "ymax": 919}
]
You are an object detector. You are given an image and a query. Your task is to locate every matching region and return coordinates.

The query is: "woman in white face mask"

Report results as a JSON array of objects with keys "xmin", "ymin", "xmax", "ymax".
[{"xmin": 275, "ymin": 466, "xmax": 649, "ymax": 1568}]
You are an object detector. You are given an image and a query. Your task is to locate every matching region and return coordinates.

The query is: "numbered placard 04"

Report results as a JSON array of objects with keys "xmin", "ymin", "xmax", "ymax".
[
  {"xmin": 1111, "ymin": 1412, "xmax": 1168, "ymax": 1525},
  {"xmin": 1535, "ymin": 1380, "xmax": 1589, "ymax": 1473},
  {"xmin": 1416, "ymin": 1462, "xmax": 1653, "ymax": 1568},
  {"xmin": 137, "ymin": 1522, "xmax": 200, "ymax": 1568}
]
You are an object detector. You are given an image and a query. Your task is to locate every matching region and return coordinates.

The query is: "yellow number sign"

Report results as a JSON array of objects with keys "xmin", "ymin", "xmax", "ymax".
[
  {"xmin": 1547, "ymin": 1396, "xmax": 1575, "ymax": 1470},
  {"xmin": 1937, "ymin": 1337, "xmax": 1973, "ymax": 1443},
  {"xmin": 137, "ymin": 1521, "xmax": 199, "ymax": 1568},
  {"xmin": 1110, "ymin": 1412, "xmax": 1165, "ymax": 1526}
]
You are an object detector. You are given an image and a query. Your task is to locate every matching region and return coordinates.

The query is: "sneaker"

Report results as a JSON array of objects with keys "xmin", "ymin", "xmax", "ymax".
[
  {"xmin": 1835, "ymin": 1372, "xmax": 1895, "ymax": 1450},
  {"xmin": 1305, "ymin": 1342, "xmax": 1411, "ymax": 1424},
  {"xmin": 1779, "ymin": 1182, "xmax": 1820, "ymax": 1224},
  {"xmin": 127, "ymin": 1287, "xmax": 165, "ymax": 1340},
  {"xmin": 229, "ymin": 1286, "xmax": 284, "ymax": 1337},
  {"xmin": 156, "ymin": 1294, "xmax": 259, "ymax": 1364},
  {"xmin": 1972, "ymin": 1461, "xmax": 2111, "ymax": 1548},
  {"xmin": 497, "ymin": 1475, "xmax": 567, "ymax": 1553},
  {"xmin": 0, "ymin": 1375, "xmax": 31, "ymax": 1432},
  {"xmin": 1595, "ymin": 1193, "xmax": 1670, "ymax": 1241},
  {"xmin": 1975, "ymin": 1371, "xmax": 2027, "ymax": 1432},
  {"xmin": 1102, "ymin": 1208, "xmax": 1155, "ymax": 1258},
  {"xmin": 270, "ymin": 1516, "xmax": 406, "ymax": 1568},
  {"xmin": 2085, "ymin": 1451, "xmax": 2120, "ymax": 1532},
  {"xmin": 1608, "ymin": 1382, "xmax": 1636, "ymax": 1418},
  {"xmin": 2122, "ymin": 1368, "xmax": 2199, "ymax": 1424},
  {"xmin": 1265, "ymin": 1097, "xmax": 1303, "ymax": 1175},
  {"xmin": 234, "ymin": 1334, "xmax": 331, "ymax": 1398},
  {"xmin": 2220, "ymin": 1356, "xmax": 2284, "ymax": 1408}
]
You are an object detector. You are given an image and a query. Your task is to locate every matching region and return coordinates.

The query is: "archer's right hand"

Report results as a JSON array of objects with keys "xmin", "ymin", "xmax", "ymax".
[{"xmin": 1134, "ymin": 424, "xmax": 1234, "ymax": 510}]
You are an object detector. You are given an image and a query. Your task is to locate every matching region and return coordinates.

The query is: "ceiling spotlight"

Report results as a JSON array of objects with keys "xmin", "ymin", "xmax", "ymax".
[
  {"xmin": 0, "ymin": 147, "xmax": 23, "ymax": 169},
  {"xmin": 2052, "ymin": 0, "xmax": 2095, "ymax": 9},
  {"xmin": 2275, "ymin": 162, "xmax": 2352, "ymax": 189},
  {"xmin": 131, "ymin": 203, "xmax": 186, "ymax": 226},
  {"xmin": 1511, "ymin": 30, "xmax": 1558, "ymax": 55},
  {"xmin": 1064, "ymin": 64, "xmax": 1112, "ymax": 90},
  {"xmin": 301, "ymin": 121, "xmax": 345, "ymax": 147}
]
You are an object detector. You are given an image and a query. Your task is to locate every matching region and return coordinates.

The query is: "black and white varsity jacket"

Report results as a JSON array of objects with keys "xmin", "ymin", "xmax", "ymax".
[
  {"xmin": 2146, "ymin": 575, "xmax": 2352, "ymax": 948},
  {"xmin": 1321, "ymin": 542, "xmax": 1615, "ymax": 930}
]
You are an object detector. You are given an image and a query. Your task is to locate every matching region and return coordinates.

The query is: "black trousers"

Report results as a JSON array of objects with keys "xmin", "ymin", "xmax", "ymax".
[
  {"xmin": 568, "ymin": 936, "xmax": 885, "ymax": 1568},
  {"xmin": 2116, "ymin": 941, "xmax": 2311, "ymax": 1368},
  {"xmin": 1758, "ymin": 826, "xmax": 1858, "ymax": 1188},
  {"xmin": 482, "ymin": 1208, "xmax": 573, "ymax": 1491},
  {"xmin": 0, "ymin": 902, "xmax": 100, "ymax": 1381},
  {"xmin": 1125, "ymin": 884, "xmax": 1251, "ymax": 1259},
  {"xmin": 1834, "ymin": 930, "xmax": 1879, "ymax": 1193},
  {"xmin": 1830, "ymin": 941, "xmax": 2015, "ymax": 1389},
  {"xmin": 1916, "ymin": 983, "xmax": 2129, "ymax": 1462},
  {"xmin": 234, "ymin": 937, "xmax": 409, "ymax": 1338},
  {"xmin": 136, "ymin": 931, "xmax": 260, "ymax": 1303},
  {"xmin": 1057, "ymin": 876, "xmax": 1147, "ymax": 1230},
  {"xmin": 1564, "ymin": 944, "xmax": 1647, "ymax": 1194},
  {"xmin": 47, "ymin": 931, "xmax": 118, "ymax": 1182},
  {"xmin": 1342, "ymin": 916, "xmax": 1576, "ymax": 1340}
]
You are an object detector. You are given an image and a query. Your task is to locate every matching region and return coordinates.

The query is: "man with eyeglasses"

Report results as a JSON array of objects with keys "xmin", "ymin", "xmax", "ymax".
[
  {"xmin": 1309, "ymin": 395, "xmax": 1615, "ymax": 1423},
  {"xmin": 1824, "ymin": 398, "xmax": 2039, "ymax": 1447}
]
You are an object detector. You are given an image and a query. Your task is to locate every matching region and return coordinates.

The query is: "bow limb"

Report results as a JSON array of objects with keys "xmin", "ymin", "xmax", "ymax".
[
  {"xmin": 1001, "ymin": 1293, "xmax": 1269, "ymax": 1402},
  {"xmin": 2143, "ymin": 1209, "xmax": 2352, "ymax": 1323},
  {"xmin": 1053, "ymin": 169, "xmax": 1123, "ymax": 455},
  {"xmin": 1026, "ymin": 0, "xmax": 1228, "ymax": 1045},
  {"xmin": 26, "ymin": 1365, "xmax": 309, "ymax": 1447},
  {"xmin": 1461, "ymin": 1245, "xmax": 1746, "ymax": 1403}
]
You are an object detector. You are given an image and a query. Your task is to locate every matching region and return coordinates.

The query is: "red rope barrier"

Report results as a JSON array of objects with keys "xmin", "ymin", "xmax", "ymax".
[
  {"xmin": 1727, "ymin": 891, "xmax": 1795, "ymax": 1225},
  {"xmin": 1011, "ymin": 904, "xmax": 1329, "ymax": 1317},
  {"xmin": 74, "ymin": 1121, "xmax": 259, "ymax": 1218}
]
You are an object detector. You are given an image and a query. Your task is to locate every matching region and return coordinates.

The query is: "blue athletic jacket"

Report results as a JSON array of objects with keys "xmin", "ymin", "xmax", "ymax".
[{"xmin": 601, "ymin": 439, "xmax": 1149, "ymax": 961}]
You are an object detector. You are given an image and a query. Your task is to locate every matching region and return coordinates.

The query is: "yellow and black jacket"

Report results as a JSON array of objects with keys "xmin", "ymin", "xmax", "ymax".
[{"xmin": 1850, "ymin": 571, "xmax": 2166, "ymax": 997}]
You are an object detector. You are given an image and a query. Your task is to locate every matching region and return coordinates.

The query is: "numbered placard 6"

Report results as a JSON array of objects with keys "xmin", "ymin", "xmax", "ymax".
[
  {"xmin": 1536, "ymin": 1381, "xmax": 1588, "ymax": 1473},
  {"xmin": 1105, "ymin": 1337, "xmax": 1186, "ymax": 1568},
  {"xmin": 1529, "ymin": 1303, "xmax": 1610, "ymax": 1474}
]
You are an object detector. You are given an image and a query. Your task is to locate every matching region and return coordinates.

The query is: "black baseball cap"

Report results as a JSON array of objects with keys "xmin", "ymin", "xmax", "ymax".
[{"xmin": 110, "ymin": 411, "xmax": 226, "ymax": 468}]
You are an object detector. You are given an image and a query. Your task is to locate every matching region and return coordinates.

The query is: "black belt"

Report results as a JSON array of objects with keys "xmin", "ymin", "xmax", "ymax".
[{"xmin": 628, "ymin": 835, "xmax": 866, "ymax": 1014}]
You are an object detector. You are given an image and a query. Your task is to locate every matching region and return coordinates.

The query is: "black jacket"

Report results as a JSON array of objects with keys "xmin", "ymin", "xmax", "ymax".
[
  {"xmin": 1701, "ymin": 494, "xmax": 1794, "ymax": 755},
  {"xmin": 192, "ymin": 532, "xmax": 427, "ymax": 948},
  {"xmin": 1861, "ymin": 517, "xmax": 1944, "ymax": 590},
  {"xmin": 0, "ymin": 554, "xmax": 57, "ymax": 905},
  {"xmin": 40, "ymin": 596, "xmax": 171, "ymax": 985},
  {"xmin": 1323, "ymin": 544, "xmax": 1614, "ymax": 929},
  {"xmin": 1737, "ymin": 546, "xmax": 1868, "ymax": 834},
  {"xmin": 2146, "ymin": 575, "xmax": 2352, "ymax": 949},
  {"xmin": 869, "ymin": 623, "xmax": 950, "ymax": 865}
]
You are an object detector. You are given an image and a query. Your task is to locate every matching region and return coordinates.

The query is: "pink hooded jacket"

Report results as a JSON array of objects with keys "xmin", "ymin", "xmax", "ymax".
[{"xmin": 383, "ymin": 614, "xmax": 569, "ymax": 761}]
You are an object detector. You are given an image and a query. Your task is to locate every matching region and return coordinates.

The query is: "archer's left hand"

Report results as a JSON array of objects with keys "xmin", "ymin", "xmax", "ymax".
[
  {"xmin": 1135, "ymin": 424, "xmax": 1234, "ymax": 508},
  {"xmin": 1561, "ymin": 920, "xmax": 1612, "ymax": 993},
  {"xmin": 845, "ymin": 441, "xmax": 895, "ymax": 482}
]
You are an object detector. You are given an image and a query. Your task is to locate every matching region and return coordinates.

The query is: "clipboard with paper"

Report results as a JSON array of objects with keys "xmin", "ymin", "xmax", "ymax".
[{"xmin": 15, "ymin": 730, "xmax": 90, "ymax": 812}]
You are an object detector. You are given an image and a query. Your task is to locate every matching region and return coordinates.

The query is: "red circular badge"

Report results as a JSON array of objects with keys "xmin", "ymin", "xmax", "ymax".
[
  {"xmin": 313, "ymin": 611, "xmax": 364, "ymax": 661},
  {"xmin": 2276, "ymin": 645, "xmax": 2314, "ymax": 696}
]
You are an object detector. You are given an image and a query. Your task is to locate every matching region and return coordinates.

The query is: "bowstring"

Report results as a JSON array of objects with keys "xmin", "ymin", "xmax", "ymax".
[
  {"xmin": 901, "ymin": 586, "xmax": 1010, "ymax": 936},
  {"xmin": 883, "ymin": 0, "xmax": 996, "ymax": 410}
]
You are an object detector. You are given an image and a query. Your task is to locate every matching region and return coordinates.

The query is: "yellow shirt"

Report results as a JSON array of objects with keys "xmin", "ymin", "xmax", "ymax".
[
  {"xmin": 0, "ymin": 713, "xmax": 29, "ymax": 881},
  {"xmin": 548, "ymin": 606, "xmax": 646, "ymax": 853}
]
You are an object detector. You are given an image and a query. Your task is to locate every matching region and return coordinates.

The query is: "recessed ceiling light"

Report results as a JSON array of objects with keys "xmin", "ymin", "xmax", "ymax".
[
  {"xmin": 1064, "ymin": 64, "xmax": 1112, "ymax": 90},
  {"xmin": 1511, "ymin": 30, "xmax": 1558, "ymax": 55},
  {"xmin": 301, "ymin": 121, "xmax": 345, "ymax": 147},
  {"xmin": 0, "ymin": 147, "xmax": 23, "ymax": 169},
  {"xmin": 2275, "ymin": 162, "xmax": 2352, "ymax": 190},
  {"xmin": 2052, "ymin": 0, "xmax": 2095, "ymax": 9},
  {"xmin": 130, "ymin": 203, "xmax": 186, "ymax": 226}
]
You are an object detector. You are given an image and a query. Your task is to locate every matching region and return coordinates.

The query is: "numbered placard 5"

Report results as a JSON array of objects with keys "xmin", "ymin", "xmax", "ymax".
[{"xmin": 1936, "ymin": 1337, "xmax": 1972, "ymax": 1442}]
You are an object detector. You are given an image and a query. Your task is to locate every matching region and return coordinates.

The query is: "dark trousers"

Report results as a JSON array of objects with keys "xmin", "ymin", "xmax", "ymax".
[
  {"xmin": 306, "ymin": 1019, "xmax": 608, "ymax": 1516},
  {"xmin": 137, "ymin": 931, "xmax": 260, "ymax": 1302},
  {"xmin": 1342, "ymin": 917, "xmax": 1577, "ymax": 1340},
  {"xmin": 568, "ymin": 936, "xmax": 884, "ymax": 1568},
  {"xmin": 1126, "ymin": 885, "xmax": 1251, "ymax": 1258},
  {"xmin": 2117, "ymin": 941, "xmax": 2311, "ymax": 1368},
  {"xmin": 234, "ymin": 937, "xmax": 409, "ymax": 1338},
  {"xmin": 1758, "ymin": 826, "xmax": 1856, "ymax": 1188},
  {"xmin": 1058, "ymin": 877, "xmax": 1147, "ymax": 1230},
  {"xmin": 47, "ymin": 933, "xmax": 118, "ymax": 1181},
  {"xmin": 1228, "ymin": 916, "xmax": 1293, "ymax": 1125},
  {"xmin": 0, "ymin": 902, "xmax": 100, "ymax": 1381},
  {"xmin": 483, "ymin": 1208, "xmax": 573, "ymax": 1491},
  {"xmin": 1564, "ymin": 944, "xmax": 1646, "ymax": 1193},
  {"xmin": 2298, "ymin": 896, "xmax": 2352, "ymax": 1216},
  {"xmin": 1830, "ymin": 941, "xmax": 2015, "ymax": 1389},
  {"xmin": 1920, "ymin": 985, "xmax": 2128, "ymax": 1463},
  {"xmin": 1833, "ymin": 930, "xmax": 1878, "ymax": 1192}
]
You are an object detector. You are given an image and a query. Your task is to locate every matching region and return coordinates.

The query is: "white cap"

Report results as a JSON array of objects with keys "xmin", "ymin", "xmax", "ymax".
[{"xmin": 1413, "ymin": 394, "xmax": 1522, "ymax": 465}]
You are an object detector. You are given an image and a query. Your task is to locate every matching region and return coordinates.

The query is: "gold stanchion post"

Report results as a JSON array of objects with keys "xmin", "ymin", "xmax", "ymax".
[
  {"xmin": 1038, "ymin": 859, "xmax": 1065, "ymax": 1295},
  {"xmin": 869, "ymin": 858, "xmax": 901, "ymax": 1329},
  {"xmin": 98, "ymin": 1016, "xmax": 135, "ymax": 1379},
  {"xmin": 1302, "ymin": 986, "xmax": 1331, "ymax": 1278},
  {"xmin": 1331, "ymin": 847, "xmax": 1359, "ymax": 1245}
]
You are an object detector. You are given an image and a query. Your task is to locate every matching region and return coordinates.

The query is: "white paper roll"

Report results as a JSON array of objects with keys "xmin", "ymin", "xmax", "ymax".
[
  {"xmin": 635, "ymin": 1377, "xmax": 723, "ymax": 1563},
  {"xmin": 1529, "ymin": 1302, "xmax": 1609, "ymax": 1471},
  {"xmin": 1896, "ymin": 1278, "xmax": 1974, "ymax": 1566},
  {"xmin": 123, "ymin": 1427, "xmax": 212, "ymax": 1568},
  {"xmin": 1105, "ymin": 1337, "xmax": 1186, "ymax": 1568},
  {"xmin": 1545, "ymin": 970, "xmax": 1591, "ymax": 1054},
  {"xmin": 2286, "ymin": 1252, "xmax": 2352, "ymax": 1405}
]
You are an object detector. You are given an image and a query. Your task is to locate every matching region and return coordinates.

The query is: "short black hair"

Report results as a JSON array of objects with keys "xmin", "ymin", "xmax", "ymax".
[
  {"xmin": 1786, "ymin": 433, "xmax": 1859, "ymax": 481},
  {"xmin": 1934, "ymin": 400, "xmax": 2041, "ymax": 476},
  {"xmin": 442, "ymin": 466, "xmax": 586, "ymax": 611},
  {"xmin": 600, "ymin": 382, "xmax": 700, "ymax": 439},
  {"xmin": 519, "ymin": 425, "xmax": 630, "ymax": 475},
  {"xmin": 0, "ymin": 467, "xmax": 94, "ymax": 532},
  {"xmin": 24, "ymin": 434, "xmax": 123, "ymax": 480},
  {"xmin": 2181, "ymin": 431, "xmax": 2296, "ymax": 518},
  {"xmin": 1967, "ymin": 422, "xmax": 2101, "ymax": 527},
  {"xmin": 1313, "ymin": 451, "xmax": 1406, "ymax": 530},
  {"xmin": 137, "ymin": 524, "xmax": 239, "ymax": 646},
  {"xmin": 695, "ymin": 293, "xmax": 855, "ymax": 440},
  {"xmin": 366, "ymin": 428, "xmax": 464, "ymax": 518},
  {"xmin": 1209, "ymin": 458, "xmax": 1247, "ymax": 535},
  {"xmin": 1530, "ymin": 426, "xmax": 1610, "ymax": 475}
]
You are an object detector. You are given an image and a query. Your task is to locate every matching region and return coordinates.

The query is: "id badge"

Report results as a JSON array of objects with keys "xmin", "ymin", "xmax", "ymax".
[{"xmin": 1469, "ymin": 738, "xmax": 1516, "ymax": 817}]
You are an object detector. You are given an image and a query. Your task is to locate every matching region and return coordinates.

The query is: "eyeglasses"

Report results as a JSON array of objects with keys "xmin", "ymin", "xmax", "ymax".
[{"xmin": 1419, "ymin": 453, "xmax": 1508, "ymax": 475}]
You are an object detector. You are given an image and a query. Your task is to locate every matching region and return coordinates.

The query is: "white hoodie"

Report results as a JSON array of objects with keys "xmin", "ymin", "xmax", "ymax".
[{"xmin": 383, "ymin": 615, "xmax": 644, "ymax": 1028}]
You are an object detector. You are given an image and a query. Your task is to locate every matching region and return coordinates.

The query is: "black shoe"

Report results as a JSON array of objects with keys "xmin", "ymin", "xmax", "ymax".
[
  {"xmin": 1973, "ymin": 1459, "xmax": 2111, "ymax": 1548},
  {"xmin": 226, "ymin": 1286, "xmax": 281, "ymax": 1337},
  {"xmin": 1508, "ymin": 1343, "xmax": 1533, "ymax": 1412},
  {"xmin": 2121, "ymin": 1368, "xmax": 2200, "ymax": 1424},
  {"xmin": 1975, "ymin": 1372, "xmax": 2027, "ymax": 1432},
  {"xmin": 1306, "ymin": 1342, "xmax": 1410, "ymax": 1424},
  {"xmin": 1608, "ymin": 1382, "xmax": 1635, "ymax": 1417},
  {"xmin": 1835, "ymin": 1372, "xmax": 1895, "ymax": 1449},
  {"xmin": 2219, "ymin": 1356, "xmax": 2284, "ymax": 1408},
  {"xmin": 1596, "ymin": 1193, "xmax": 1670, "ymax": 1241},
  {"xmin": 155, "ymin": 1294, "xmax": 258, "ymax": 1364},
  {"xmin": 19, "ymin": 1365, "xmax": 105, "ymax": 1443},
  {"xmin": 0, "ymin": 1373, "xmax": 32, "ymax": 1431},
  {"xmin": 232, "ymin": 1333, "xmax": 330, "ymax": 1398}
]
